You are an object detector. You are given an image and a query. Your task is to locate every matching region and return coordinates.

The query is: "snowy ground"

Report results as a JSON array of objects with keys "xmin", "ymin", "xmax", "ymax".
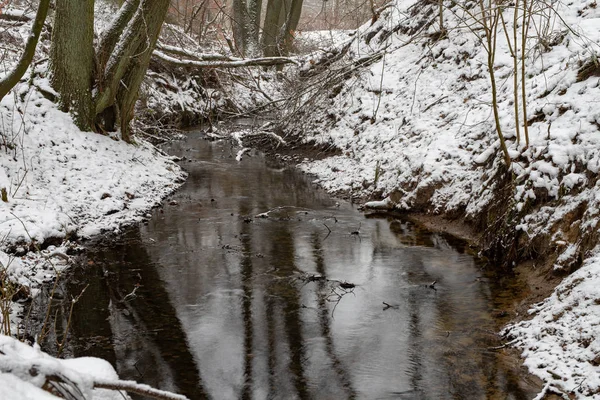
[
  {"xmin": 0, "ymin": 43, "xmax": 186, "ymax": 400},
  {"xmin": 285, "ymin": 0, "xmax": 600, "ymax": 397},
  {"xmin": 504, "ymin": 247, "xmax": 600, "ymax": 398},
  {"xmin": 0, "ymin": 73, "xmax": 185, "ymax": 288},
  {"xmin": 0, "ymin": 335, "xmax": 126, "ymax": 400}
]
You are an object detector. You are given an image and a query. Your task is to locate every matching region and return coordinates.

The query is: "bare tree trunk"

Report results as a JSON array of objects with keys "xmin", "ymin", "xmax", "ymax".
[
  {"xmin": 115, "ymin": 0, "xmax": 170, "ymax": 141},
  {"xmin": 281, "ymin": 0, "xmax": 303, "ymax": 55},
  {"xmin": 0, "ymin": 0, "xmax": 50, "ymax": 102},
  {"xmin": 480, "ymin": 0, "xmax": 511, "ymax": 167},
  {"xmin": 261, "ymin": 0, "xmax": 283, "ymax": 56},
  {"xmin": 96, "ymin": 0, "xmax": 140, "ymax": 73},
  {"xmin": 50, "ymin": 0, "xmax": 95, "ymax": 131},
  {"xmin": 232, "ymin": 0, "xmax": 249, "ymax": 56},
  {"xmin": 246, "ymin": 0, "xmax": 262, "ymax": 56},
  {"xmin": 94, "ymin": 0, "xmax": 167, "ymax": 119},
  {"xmin": 95, "ymin": 0, "xmax": 140, "ymax": 132}
]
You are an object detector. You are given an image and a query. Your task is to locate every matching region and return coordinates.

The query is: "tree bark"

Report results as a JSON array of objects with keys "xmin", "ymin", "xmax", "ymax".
[
  {"xmin": 232, "ymin": 0, "xmax": 248, "ymax": 56},
  {"xmin": 96, "ymin": 0, "xmax": 140, "ymax": 73},
  {"xmin": 114, "ymin": 0, "xmax": 170, "ymax": 141},
  {"xmin": 261, "ymin": 0, "xmax": 283, "ymax": 56},
  {"xmin": 0, "ymin": 0, "xmax": 50, "ymax": 102},
  {"xmin": 246, "ymin": 0, "xmax": 262, "ymax": 56},
  {"xmin": 281, "ymin": 0, "xmax": 303, "ymax": 55},
  {"xmin": 94, "ymin": 0, "xmax": 168, "ymax": 118},
  {"xmin": 50, "ymin": 0, "xmax": 95, "ymax": 131}
]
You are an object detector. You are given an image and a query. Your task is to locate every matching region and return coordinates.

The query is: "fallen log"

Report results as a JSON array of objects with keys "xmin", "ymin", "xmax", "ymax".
[
  {"xmin": 153, "ymin": 50, "xmax": 299, "ymax": 69},
  {"xmin": 155, "ymin": 42, "xmax": 233, "ymax": 62},
  {"xmin": 0, "ymin": 10, "xmax": 32, "ymax": 22}
]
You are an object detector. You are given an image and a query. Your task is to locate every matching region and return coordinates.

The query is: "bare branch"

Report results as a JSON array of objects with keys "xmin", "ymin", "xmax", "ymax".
[{"xmin": 94, "ymin": 379, "xmax": 190, "ymax": 400}]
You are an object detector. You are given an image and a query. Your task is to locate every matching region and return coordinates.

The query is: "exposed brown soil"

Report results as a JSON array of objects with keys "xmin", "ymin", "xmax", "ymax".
[
  {"xmin": 405, "ymin": 212, "xmax": 480, "ymax": 244},
  {"xmin": 401, "ymin": 213, "xmax": 565, "ymax": 399},
  {"xmin": 406, "ymin": 212, "xmax": 563, "ymax": 322}
]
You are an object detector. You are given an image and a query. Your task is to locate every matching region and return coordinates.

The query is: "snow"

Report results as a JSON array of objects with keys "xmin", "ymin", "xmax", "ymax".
[
  {"xmin": 364, "ymin": 197, "xmax": 394, "ymax": 210},
  {"xmin": 504, "ymin": 247, "xmax": 600, "ymax": 398},
  {"xmin": 0, "ymin": 335, "xmax": 128, "ymax": 400},
  {"xmin": 0, "ymin": 0, "xmax": 599, "ymax": 396}
]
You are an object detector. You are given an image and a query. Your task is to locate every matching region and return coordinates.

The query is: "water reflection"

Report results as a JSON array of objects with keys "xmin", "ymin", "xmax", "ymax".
[{"xmin": 55, "ymin": 133, "xmax": 535, "ymax": 399}]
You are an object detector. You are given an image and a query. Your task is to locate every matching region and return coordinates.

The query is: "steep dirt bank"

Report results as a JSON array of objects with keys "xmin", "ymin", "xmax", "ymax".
[{"xmin": 404, "ymin": 213, "xmax": 564, "ymax": 320}]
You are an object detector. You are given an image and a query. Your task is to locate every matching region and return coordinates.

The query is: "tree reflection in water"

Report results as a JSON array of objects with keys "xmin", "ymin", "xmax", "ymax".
[{"xmin": 50, "ymin": 134, "xmax": 537, "ymax": 400}]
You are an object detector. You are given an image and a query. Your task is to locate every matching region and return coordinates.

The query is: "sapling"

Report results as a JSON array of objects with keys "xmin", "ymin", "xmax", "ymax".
[{"xmin": 479, "ymin": 0, "xmax": 512, "ymax": 167}]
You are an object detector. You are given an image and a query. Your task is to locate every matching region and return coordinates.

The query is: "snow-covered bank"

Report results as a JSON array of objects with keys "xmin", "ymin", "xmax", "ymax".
[
  {"xmin": 0, "ymin": 77, "xmax": 185, "ymax": 317},
  {"xmin": 283, "ymin": 0, "xmax": 600, "ymax": 397},
  {"xmin": 504, "ymin": 247, "xmax": 600, "ymax": 397},
  {"xmin": 0, "ymin": 334, "xmax": 191, "ymax": 399},
  {"xmin": 0, "ymin": 335, "xmax": 125, "ymax": 400}
]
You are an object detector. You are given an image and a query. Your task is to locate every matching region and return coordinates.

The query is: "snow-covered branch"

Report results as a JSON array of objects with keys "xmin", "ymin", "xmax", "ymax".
[
  {"xmin": 0, "ymin": 335, "xmax": 190, "ymax": 400},
  {"xmin": 0, "ymin": 10, "xmax": 32, "ymax": 22},
  {"xmin": 153, "ymin": 49, "xmax": 299, "ymax": 69},
  {"xmin": 94, "ymin": 379, "xmax": 190, "ymax": 400}
]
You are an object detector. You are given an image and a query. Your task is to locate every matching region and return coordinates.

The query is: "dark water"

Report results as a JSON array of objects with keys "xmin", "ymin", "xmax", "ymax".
[{"xmin": 52, "ymin": 132, "xmax": 537, "ymax": 399}]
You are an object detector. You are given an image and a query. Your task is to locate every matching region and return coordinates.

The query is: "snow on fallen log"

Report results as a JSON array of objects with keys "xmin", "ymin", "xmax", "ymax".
[
  {"xmin": 153, "ymin": 50, "xmax": 300, "ymax": 69},
  {"xmin": 0, "ymin": 10, "xmax": 33, "ymax": 22},
  {"xmin": 364, "ymin": 197, "xmax": 395, "ymax": 210},
  {"xmin": 155, "ymin": 42, "xmax": 233, "ymax": 62},
  {"xmin": 236, "ymin": 147, "xmax": 250, "ymax": 161},
  {"xmin": 0, "ymin": 335, "xmax": 190, "ymax": 400}
]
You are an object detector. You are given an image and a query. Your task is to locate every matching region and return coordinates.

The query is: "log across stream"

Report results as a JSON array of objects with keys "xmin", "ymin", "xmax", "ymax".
[{"xmin": 52, "ymin": 131, "xmax": 539, "ymax": 399}]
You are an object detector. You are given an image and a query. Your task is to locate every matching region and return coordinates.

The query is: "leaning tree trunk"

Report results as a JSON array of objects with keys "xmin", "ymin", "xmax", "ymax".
[
  {"xmin": 94, "ymin": 0, "xmax": 169, "ymax": 141},
  {"xmin": 50, "ymin": 0, "xmax": 95, "ymax": 131},
  {"xmin": 0, "ymin": 0, "xmax": 50, "ymax": 102},
  {"xmin": 95, "ymin": 0, "xmax": 140, "ymax": 131},
  {"xmin": 114, "ymin": 0, "xmax": 170, "ymax": 142},
  {"xmin": 96, "ymin": 0, "xmax": 140, "ymax": 73}
]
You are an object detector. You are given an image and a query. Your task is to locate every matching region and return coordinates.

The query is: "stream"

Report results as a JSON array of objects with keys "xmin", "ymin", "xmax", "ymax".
[{"xmin": 50, "ymin": 131, "xmax": 537, "ymax": 399}]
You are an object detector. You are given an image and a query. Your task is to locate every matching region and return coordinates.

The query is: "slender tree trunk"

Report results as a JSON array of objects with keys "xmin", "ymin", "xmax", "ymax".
[
  {"xmin": 232, "ymin": 0, "xmax": 248, "ymax": 56},
  {"xmin": 115, "ymin": 0, "xmax": 170, "ymax": 141},
  {"xmin": 521, "ymin": 0, "xmax": 532, "ymax": 147},
  {"xmin": 481, "ymin": 2, "xmax": 511, "ymax": 167},
  {"xmin": 246, "ymin": 0, "xmax": 262, "ymax": 56},
  {"xmin": 50, "ymin": 0, "xmax": 95, "ymax": 131},
  {"xmin": 96, "ymin": 0, "xmax": 140, "ymax": 73},
  {"xmin": 281, "ymin": 0, "xmax": 303, "ymax": 55},
  {"xmin": 0, "ymin": 0, "xmax": 50, "ymax": 102},
  {"xmin": 261, "ymin": 0, "xmax": 283, "ymax": 56},
  {"xmin": 95, "ymin": 0, "xmax": 140, "ymax": 132},
  {"xmin": 94, "ymin": 0, "xmax": 167, "ymax": 119}
]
